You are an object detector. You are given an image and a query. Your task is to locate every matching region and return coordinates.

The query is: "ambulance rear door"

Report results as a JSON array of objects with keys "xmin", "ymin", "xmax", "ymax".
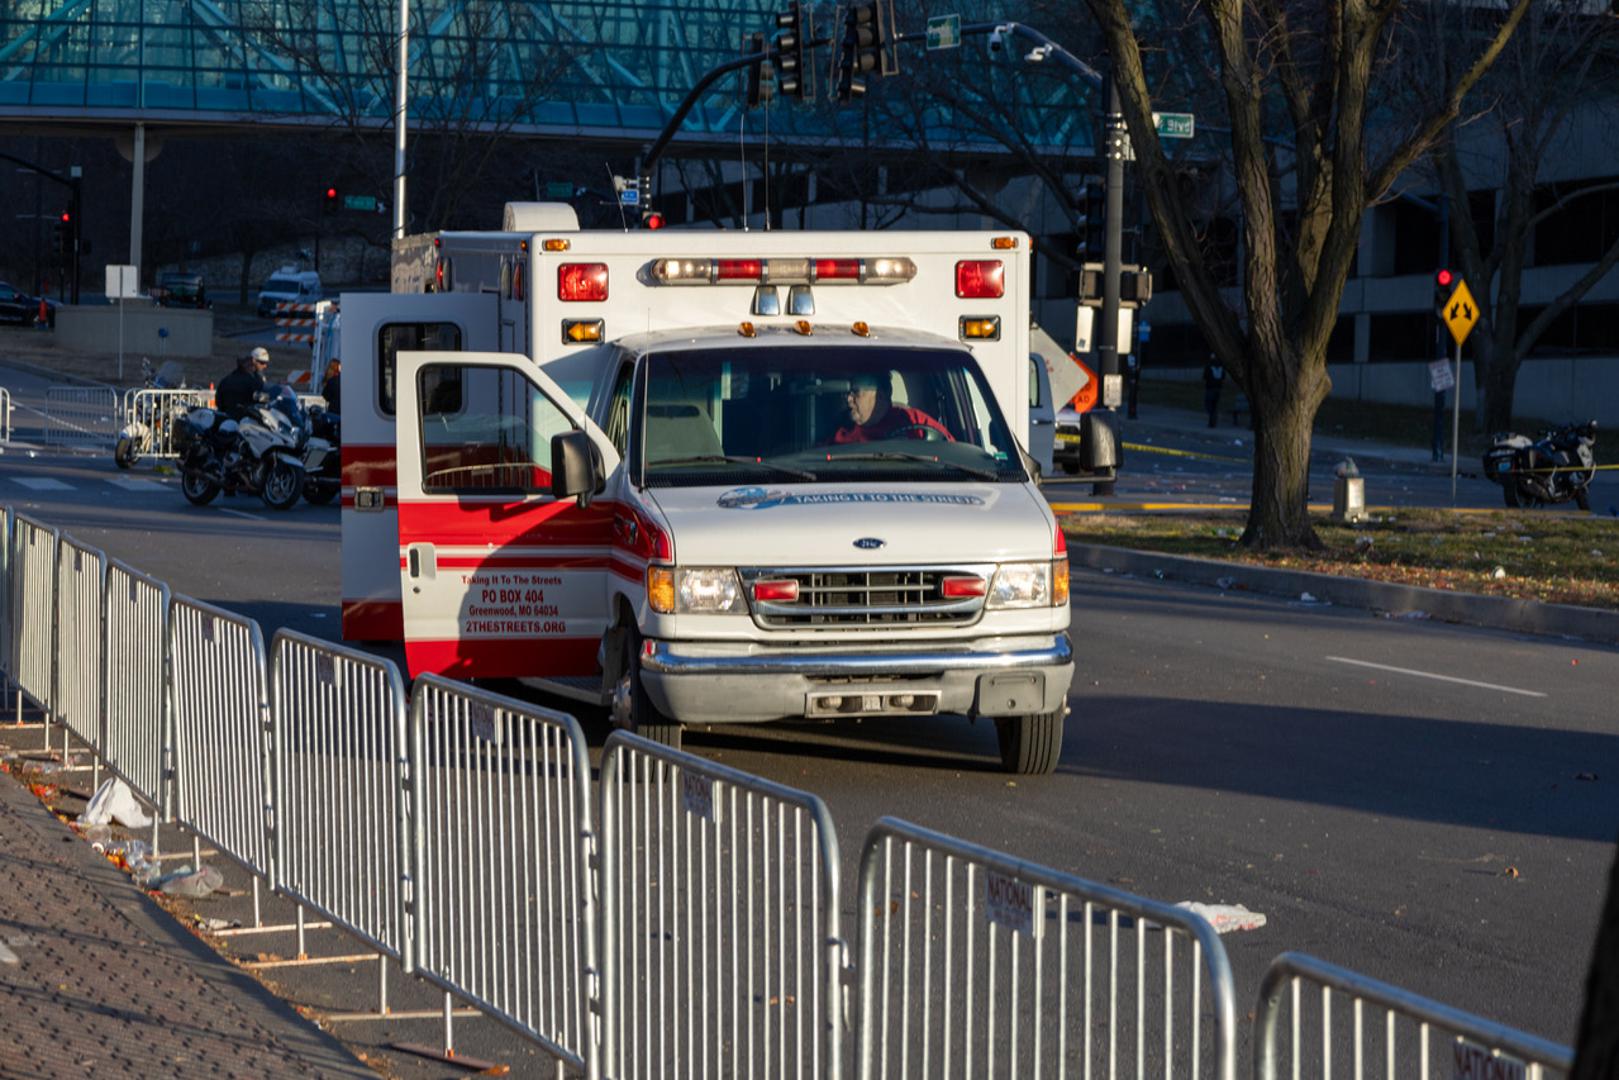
[
  {"xmin": 340, "ymin": 291, "xmax": 500, "ymax": 642},
  {"xmin": 392, "ymin": 350, "xmax": 620, "ymax": 680}
]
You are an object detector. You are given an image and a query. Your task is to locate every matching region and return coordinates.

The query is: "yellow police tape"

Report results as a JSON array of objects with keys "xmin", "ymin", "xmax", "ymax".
[
  {"xmin": 1495, "ymin": 463, "xmax": 1619, "ymax": 475},
  {"xmin": 1121, "ymin": 441, "xmax": 1248, "ymax": 465},
  {"xmin": 1049, "ymin": 501, "xmax": 1400, "ymax": 514}
]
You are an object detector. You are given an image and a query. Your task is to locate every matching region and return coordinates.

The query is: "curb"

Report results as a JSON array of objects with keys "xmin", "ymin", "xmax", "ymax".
[{"xmin": 1068, "ymin": 541, "xmax": 1619, "ymax": 645}]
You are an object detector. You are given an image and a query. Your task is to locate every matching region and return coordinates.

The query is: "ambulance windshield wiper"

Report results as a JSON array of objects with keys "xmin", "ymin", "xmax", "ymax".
[
  {"xmin": 827, "ymin": 451, "xmax": 1001, "ymax": 481},
  {"xmin": 653, "ymin": 455, "xmax": 819, "ymax": 481}
]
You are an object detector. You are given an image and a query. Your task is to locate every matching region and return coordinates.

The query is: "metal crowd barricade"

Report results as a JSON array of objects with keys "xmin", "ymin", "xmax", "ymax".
[
  {"xmin": 1254, "ymin": 951, "xmax": 1572, "ymax": 1080},
  {"xmin": 42, "ymin": 385, "xmax": 119, "ymax": 449},
  {"xmin": 0, "ymin": 387, "xmax": 12, "ymax": 443},
  {"xmin": 854, "ymin": 817, "xmax": 1237, "ymax": 1080},
  {"xmin": 598, "ymin": 731, "xmax": 842, "ymax": 1080},
  {"xmin": 9, "ymin": 514, "xmax": 59, "ymax": 726},
  {"xmin": 269, "ymin": 630, "xmax": 409, "ymax": 971},
  {"xmin": 0, "ymin": 505, "xmax": 11, "ymax": 680},
  {"xmin": 169, "ymin": 595, "xmax": 272, "ymax": 881},
  {"xmin": 53, "ymin": 535, "xmax": 107, "ymax": 767},
  {"xmin": 102, "ymin": 559, "xmax": 172, "ymax": 818},
  {"xmin": 121, "ymin": 388, "xmax": 210, "ymax": 461},
  {"xmin": 408, "ymin": 674, "xmax": 597, "ymax": 1072}
]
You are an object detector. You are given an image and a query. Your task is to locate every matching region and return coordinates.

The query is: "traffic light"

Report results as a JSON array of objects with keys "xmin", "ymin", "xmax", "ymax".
[
  {"xmin": 1076, "ymin": 178, "xmax": 1104, "ymax": 261},
  {"xmin": 745, "ymin": 32, "xmax": 776, "ymax": 108},
  {"xmin": 51, "ymin": 211, "xmax": 71, "ymax": 256},
  {"xmin": 322, "ymin": 186, "xmax": 339, "ymax": 213},
  {"xmin": 1433, "ymin": 268, "xmax": 1454, "ymax": 316},
  {"xmin": 775, "ymin": 2, "xmax": 808, "ymax": 100},
  {"xmin": 1120, "ymin": 266, "xmax": 1153, "ymax": 307},
  {"xmin": 835, "ymin": 2, "xmax": 896, "ymax": 103}
]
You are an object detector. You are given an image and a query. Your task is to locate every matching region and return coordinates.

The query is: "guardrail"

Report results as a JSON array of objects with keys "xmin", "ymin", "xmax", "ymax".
[
  {"xmin": 408, "ymin": 675, "xmax": 598, "ymax": 1073},
  {"xmin": 1254, "ymin": 951, "xmax": 1573, "ymax": 1080},
  {"xmin": 599, "ymin": 730, "xmax": 842, "ymax": 1080},
  {"xmin": 102, "ymin": 559, "xmax": 172, "ymax": 820},
  {"xmin": 119, "ymin": 388, "xmax": 210, "ymax": 462},
  {"xmin": 270, "ymin": 630, "xmax": 409, "ymax": 965},
  {"xmin": 54, "ymin": 535, "xmax": 106, "ymax": 770},
  {"xmin": 855, "ymin": 816, "xmax": 1238, "ymax": 1080},
  {"xmin": 42, "ymin": 385, "xmax": 119, "ymax": 449},
  {"xmin": 9, "ymin": 514, "xmax": 59, "ymax": 726},
  {"xmin": 168, "ymin": 595, "xmax": 272, "ymax": 881}
]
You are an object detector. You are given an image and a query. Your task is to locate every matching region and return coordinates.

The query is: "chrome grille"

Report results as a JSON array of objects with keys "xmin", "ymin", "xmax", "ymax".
[{"xmin": 743, "ymin": 566, "xmax": 987, "ymax": 629}]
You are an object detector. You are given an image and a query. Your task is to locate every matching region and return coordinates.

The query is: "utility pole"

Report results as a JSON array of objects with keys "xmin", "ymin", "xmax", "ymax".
[
  {"xmin": 1096, "ymin": 74, "xmax": 1126, "ymax": 412},
  {"xmin": 393, "ymin": 0, "xmax": 410, "ymax": 240}
]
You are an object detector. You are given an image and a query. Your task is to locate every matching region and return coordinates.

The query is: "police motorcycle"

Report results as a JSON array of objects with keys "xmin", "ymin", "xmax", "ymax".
[
  {"xmin": 173, "ymin": 384, "xmax": 307, "ymax": 511},
  {"xmin": 1482, "ymin": 420, "xmax": 1598, "ymax": 510},
  {"xmin": 301, "ymin": 402, "xmax": 341, "ymax": 505},
  {"xmin": 114, "ymin": 359, "xmax": 191, "ymax": 469}
]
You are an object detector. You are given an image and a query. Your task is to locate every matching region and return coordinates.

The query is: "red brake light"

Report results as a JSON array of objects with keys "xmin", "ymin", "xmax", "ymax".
[
  {"xmin": 941, "ymin": 575, "xmax": 987, "ymax": 598},
  {"xmin": 814, "ymin": 258, "xmax": 860, "ymax": 281},
  {"xmin": 558, "ymin": 263, "xmax": 608, "ymax": 301},
  {"xmin": 716, "ymin": 259, "xmax": 763, "ymax": 281},
  {"xmin": 512, "ymin": 262, "xmax": 525, "ymax": 302},
  {"xmin": 1054, "ymin": 528, "xmax": 1066, "ymax": 555},
  {"xmin": 433, "ymin": 259, "xmax": 445, "ymax": 290},
  {"xmin": 753, "ymin": 579, "xmax": 800, "ymax": 602},
  {"xmin": 955, "ymin": 260, "xmax": 1005, "ymax": 299}
]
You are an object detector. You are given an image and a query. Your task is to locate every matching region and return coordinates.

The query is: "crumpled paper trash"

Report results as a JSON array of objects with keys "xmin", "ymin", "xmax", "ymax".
[{"xmin": 1175, "ymin": 901, "xmax": 1267, "ymax": 934}]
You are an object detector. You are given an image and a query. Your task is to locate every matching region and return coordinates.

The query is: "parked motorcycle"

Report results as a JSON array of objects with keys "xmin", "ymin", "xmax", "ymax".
[
  {"xmin": 173, "ymin": 385, "xmax": 307, "ymax": 511},
  {"xmin": 114, "ymin": 359, "xmax": 190, "ymax": 469},
  {"xmin": 1482, "ymin": 420, "xmax": 1598, "ymax": 510},
  {"xmin": 302, "ymin": 404, "xmax": 341, "ymax": 506}
]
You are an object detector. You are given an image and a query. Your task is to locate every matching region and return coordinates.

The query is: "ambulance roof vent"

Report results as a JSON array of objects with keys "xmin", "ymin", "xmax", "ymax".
[{"xmin": 503, "ymin": 202, "xmax": 580, "ymax": 233}]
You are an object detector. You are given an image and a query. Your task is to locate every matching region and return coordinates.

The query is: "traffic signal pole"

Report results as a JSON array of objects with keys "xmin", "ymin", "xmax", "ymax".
[
  {"xmin": 1096, "ymin": 75, "xmax": 1126, "ymax": 410},
  {"xmin": 0, "ymin": 149, "xmax": 83, "ymax": 303}
]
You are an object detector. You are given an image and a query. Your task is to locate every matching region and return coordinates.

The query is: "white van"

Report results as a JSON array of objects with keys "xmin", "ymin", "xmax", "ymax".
[
  {"xmin": 256, "ymin": 267, "xmax": 323, "ymax": 317},
  {"xmin": 341, "ymin": 207, "xmax": 1075, "ymax": 773}
]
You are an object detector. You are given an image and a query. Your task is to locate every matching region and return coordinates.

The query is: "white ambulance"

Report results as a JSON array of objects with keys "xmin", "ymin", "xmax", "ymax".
[{"xmin": 342, "ymin": 204, "xmax": 1074, "ymax": 773}]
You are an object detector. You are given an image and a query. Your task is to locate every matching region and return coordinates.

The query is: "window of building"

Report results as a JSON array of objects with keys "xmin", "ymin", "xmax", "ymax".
[
  {"xmin": 1533, "ymin": 180, "xmax": 1619, "ymax": 266},
  {"xmin": 1368, "ymin": 312, "xmax": 1434, "ymax": 361}
]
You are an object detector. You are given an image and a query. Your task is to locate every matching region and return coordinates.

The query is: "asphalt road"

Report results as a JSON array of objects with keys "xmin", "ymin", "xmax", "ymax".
[{"xmin": 1, "ymin": 374, "xmax": 1614, "ymax": 1075}]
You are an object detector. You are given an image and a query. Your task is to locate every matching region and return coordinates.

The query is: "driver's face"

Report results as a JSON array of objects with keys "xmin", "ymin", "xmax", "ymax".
[{"xmin": 846, "ymin": 383, "xmax": 881, "ymax": 425}]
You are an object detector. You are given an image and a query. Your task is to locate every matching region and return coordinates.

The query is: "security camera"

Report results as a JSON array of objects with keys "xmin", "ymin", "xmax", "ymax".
[
  {"xmin": 988, "ymin": 25, "xmax": 1009, "ymax": 53},
  {"xmin": 1025, "ymin": 44, "xmax": 1053, "ymax": 63}
]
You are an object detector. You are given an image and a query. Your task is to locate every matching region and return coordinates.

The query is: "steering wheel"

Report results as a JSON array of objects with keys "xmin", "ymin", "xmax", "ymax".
[{"xmin": 881, "ymin": 423, "xmax": 952, "ymax": 442}]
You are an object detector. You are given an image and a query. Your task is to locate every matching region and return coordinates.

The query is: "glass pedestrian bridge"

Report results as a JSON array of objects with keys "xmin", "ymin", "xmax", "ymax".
[{"xmin": 0, "ymin": 1, "xmax": 1093, "ymax": 151}]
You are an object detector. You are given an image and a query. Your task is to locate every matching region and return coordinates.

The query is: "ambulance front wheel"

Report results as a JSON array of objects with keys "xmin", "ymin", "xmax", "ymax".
[
  {"xmin": 994, "ymin": 710, "xmax": 1065, "ymax": 775},
  {"xmin": 613, "ymin": 629, "xmax": 682, "ymax": 750}
]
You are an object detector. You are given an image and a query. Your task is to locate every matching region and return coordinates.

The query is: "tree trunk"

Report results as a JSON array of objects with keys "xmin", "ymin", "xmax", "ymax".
[
  {"xmin": 1481, "ymin": 349, "xmax": 1521, "ymax": 434},
  {"xmin": 1242, "ymin": 362, "xmax": 1329, "ymax": 550},
  {"xmin": 1572, "ymin": 835, "xmax": 1619, "ymax": 1079}
]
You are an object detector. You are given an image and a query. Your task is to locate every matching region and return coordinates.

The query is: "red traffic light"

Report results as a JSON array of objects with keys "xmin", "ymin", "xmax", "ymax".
[
  {"xmin": 1436, "ymin": 268, "xmax": 1453, "ymax": 288},
  {"xmin": 60, "ymin": 211, "xmax": 71, "ymax": 223},
  {"xmin": 645, "ymin": 212, "xmax": 666, "ymax": 231},
  {"xmin": 325, "ymin": 187, "xmax": 338, "ymax": 200}
]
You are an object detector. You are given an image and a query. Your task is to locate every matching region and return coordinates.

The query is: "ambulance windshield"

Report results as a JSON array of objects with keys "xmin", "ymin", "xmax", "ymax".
[{"xmin": 641, "ymin": 346, "xmax": 1026, "ymax": 487}]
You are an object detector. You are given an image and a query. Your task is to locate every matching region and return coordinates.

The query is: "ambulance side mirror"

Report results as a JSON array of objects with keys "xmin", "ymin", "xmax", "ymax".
[{"xmin": 551, "ymin": 430, "xmax": 606, "ymax": 507}]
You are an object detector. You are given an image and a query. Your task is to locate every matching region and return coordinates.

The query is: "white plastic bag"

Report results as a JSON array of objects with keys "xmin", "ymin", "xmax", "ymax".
[
  {"xmin": 78, "ymin": 778, "xmax": 152, "ymax": 829},
  {"xmin": 1174, "ymin": 901, "xmax": 1267, "ymax": 934}
]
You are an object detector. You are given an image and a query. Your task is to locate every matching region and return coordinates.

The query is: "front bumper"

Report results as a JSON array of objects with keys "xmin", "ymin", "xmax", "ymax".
[{"xmin": 640, "ymin": 633, "xmax": 1074, "ymax": 725}]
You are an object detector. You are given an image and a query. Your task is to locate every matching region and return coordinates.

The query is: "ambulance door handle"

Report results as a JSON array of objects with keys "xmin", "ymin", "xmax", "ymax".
[{"xmin": 406, "ymin": 543, "xmax": 437, "ymax": 586}]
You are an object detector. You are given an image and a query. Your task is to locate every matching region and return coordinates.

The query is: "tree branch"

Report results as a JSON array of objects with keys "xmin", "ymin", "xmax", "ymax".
[{"xmin": 1515, "ymin": 230, "xmax": 1619, "ymax": 357}]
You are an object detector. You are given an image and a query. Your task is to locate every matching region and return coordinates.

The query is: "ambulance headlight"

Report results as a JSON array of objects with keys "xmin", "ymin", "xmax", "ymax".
[
  {"xmin": 987, "ymin": 563, "xmax": 1051, "ymax": 608},
  {"xmin": 675, "ymin": 568, "xmax": 746, "ymax": 614}
]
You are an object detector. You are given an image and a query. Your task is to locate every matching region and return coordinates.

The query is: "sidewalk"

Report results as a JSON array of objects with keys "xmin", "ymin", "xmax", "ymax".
[
  {"xmin": 1117, "ymin": 401, "xmax": 1450, "ymax": 472},
  {"xmin": 0, "ymin": 767, "xmax": 373, "ymax": 1080}
]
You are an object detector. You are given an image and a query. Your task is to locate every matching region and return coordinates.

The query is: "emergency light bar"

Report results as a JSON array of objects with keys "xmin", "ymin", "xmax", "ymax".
[{"xmin": 650, "ymin": 257, "xmax": 917, "ymax": 287}]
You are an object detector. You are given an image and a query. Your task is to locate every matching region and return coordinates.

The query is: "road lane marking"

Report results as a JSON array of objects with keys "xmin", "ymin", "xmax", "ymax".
[
  {"xmin": 105, "ymin": 477, "xmax": 164, "ymax": 491},
  {"xmin": 217, "ymin": 507, "xmax": 268, "ymax": 522},
  {"xmin": 11, "ymin": 477, "xmax": 73, "ymax": 491},
  {"xmin": 1325, "ymin": 656, "xmax": 1546, "ymax": 698}
]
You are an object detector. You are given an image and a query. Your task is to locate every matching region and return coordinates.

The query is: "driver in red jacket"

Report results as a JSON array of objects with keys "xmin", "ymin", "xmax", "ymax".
[{"xmin": 826, "ymin": 371, "xmax": 954, "ymax": 444}]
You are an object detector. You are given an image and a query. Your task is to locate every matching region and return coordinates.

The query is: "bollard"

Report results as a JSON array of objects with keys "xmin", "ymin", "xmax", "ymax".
[{"xmin": 1332, "ymin": 458, "xmax": 1367, "ymax": 523}]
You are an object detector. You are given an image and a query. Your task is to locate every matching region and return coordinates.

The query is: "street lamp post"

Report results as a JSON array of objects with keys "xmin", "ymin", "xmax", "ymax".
[{"xmin": 393, "ymin": 0, "xmax": 410, "ymax": 241}]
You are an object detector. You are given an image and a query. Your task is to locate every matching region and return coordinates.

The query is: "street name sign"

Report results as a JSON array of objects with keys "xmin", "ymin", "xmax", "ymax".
[
  {"xmin": 1152, "ymin": 112, "xmax": 1195, "ymax": 139},
  {"xmin": 1443, "ymin": 279, "xmax": 1480, "ymax": 346},
  {"xmin": 926, "ymin": 15, "xmax": 961, "ymax": 50},
  {"xmin": 343, "ymin": 194, "xmax": 378, "ymax": 212}
]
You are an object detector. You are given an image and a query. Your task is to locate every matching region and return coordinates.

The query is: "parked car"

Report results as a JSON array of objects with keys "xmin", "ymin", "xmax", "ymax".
[
  {"xmin": 0, "ymin": 280, "xmax": 50, "ymax": 326},
  {"xmin": 1053, "ymin": 404, "xmax": 1084, "ymax": 474},
  {"xmin": 255, "ymin": 268, "xmax": 323, "ymax": 317},
  {"xmin": 155, "ymin": 272, "xmax": 209, "ymax": 309}
]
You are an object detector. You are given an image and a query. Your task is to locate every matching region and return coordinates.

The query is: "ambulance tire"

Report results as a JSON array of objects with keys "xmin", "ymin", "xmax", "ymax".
[
  {"xmin": 619, "ymin": 629, "xmax": 682, "ymax": 751},
  {"xmin": 994, "ymin": 711, "xmax": 1064, "ymax": 775}
]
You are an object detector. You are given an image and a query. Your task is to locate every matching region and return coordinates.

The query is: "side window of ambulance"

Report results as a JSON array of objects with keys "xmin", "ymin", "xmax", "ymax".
[
  {"xmin": 379, "ymin": 322, "xmax": 463, "ymax": 416},
  {"xmin": 419, "ymin": 364, "xmax": 571, "ymax": 495},
  {"xmin": 605, "ymin": 362, "xmax": 634, "ymax": 458}
]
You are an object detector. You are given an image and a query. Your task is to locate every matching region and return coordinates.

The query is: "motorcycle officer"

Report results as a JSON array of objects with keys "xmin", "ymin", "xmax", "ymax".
[{"xmin": 217, "ymin": 347, "xmax": 269, "ymax": 420}]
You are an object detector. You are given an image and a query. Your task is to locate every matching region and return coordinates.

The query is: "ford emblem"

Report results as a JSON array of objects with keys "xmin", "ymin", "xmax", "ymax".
[{"xmin": 853, "ymin": 537, "xmax": 886, "ymax": 550}]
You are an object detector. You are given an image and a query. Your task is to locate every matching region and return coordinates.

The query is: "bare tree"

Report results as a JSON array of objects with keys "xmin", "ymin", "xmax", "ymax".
[
  {"xmin": 1418, "ymin": 1, "xmax": 1619, "ymax": 433},
  {"xmin": 1082, "ymin": 0, "xmax": 1531, "ymax": 549}
]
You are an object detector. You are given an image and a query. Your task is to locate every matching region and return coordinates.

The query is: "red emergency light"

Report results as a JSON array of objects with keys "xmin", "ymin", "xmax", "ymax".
[
  {"xmin": 752, "ymin": 579, "xmax": 800, "ymax": 602},
  {"xmin": 717, "ymin": 259, "xmax": 764, "ymax": 280},
  {"xmin": 955, "ymin": 260, "xmax": 1005, "ymax": 299},
  {"xmin": 558, "ymin": 263, "xmax": 609, "ymax": 302},
  {"xmin": 650, "ymin": 256, "xmax": 917, "ymax": 286},
  {"xmin": 941, "ymin": 575, "xmax": 987, "ymax": 599}
]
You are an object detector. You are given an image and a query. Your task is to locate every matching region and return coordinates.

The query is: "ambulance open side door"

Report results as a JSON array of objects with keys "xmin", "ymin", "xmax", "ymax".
[{"xmin": 393, "ymin": 351, "xmax": 621, "ymax": 680}]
